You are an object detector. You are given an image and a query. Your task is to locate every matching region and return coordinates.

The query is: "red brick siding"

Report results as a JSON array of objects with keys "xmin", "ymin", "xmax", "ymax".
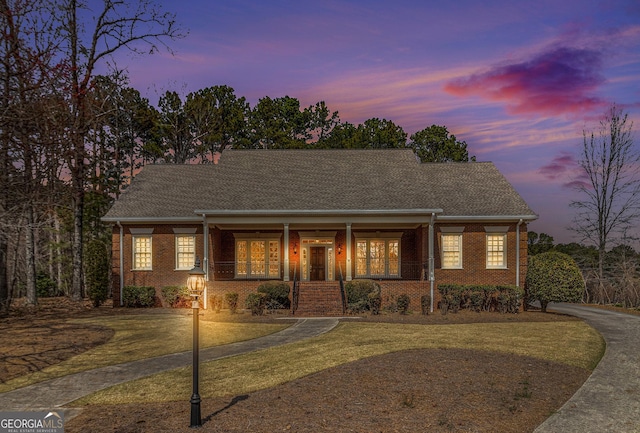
[
  {"xmin": 112, "ymin": 224, "xmax": 204, "ymax": 306},
  {"xmin": 110, "ymin": 222, "xmax": 528, "ymax": 311}
]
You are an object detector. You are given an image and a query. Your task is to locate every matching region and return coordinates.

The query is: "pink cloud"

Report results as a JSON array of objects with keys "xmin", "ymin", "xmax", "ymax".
[
  {"xmin": 444, "ymin": 47, "xmax": 607, "ymax": 116},
  {"xmin": 539, "ymin": 151, "xmax": 592, "ymax": 189},
  {"xmin": 539, "ymin": 152, "xmax": 577, "ymax": 180}
]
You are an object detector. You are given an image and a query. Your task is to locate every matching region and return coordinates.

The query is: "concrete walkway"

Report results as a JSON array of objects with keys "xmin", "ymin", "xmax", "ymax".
[
  {"xmin": 534, "ymin": 303, "xmax": 640, "ymax": 433},
  {"xmin": 0, "ymin": 318, "xmax": 339, "ymax": 417}
]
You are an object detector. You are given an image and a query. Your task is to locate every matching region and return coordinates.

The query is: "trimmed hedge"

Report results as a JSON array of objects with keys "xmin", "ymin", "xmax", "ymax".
[
  {"xmin": 257, "ymin": 281, "xmax": 291, "ymax": 310},
  {"xmin": 161, "ymin": 285, "xmax": 190, "ymax": 308},
  {"xmin": 123, "ymin": 286, "xmax": 156, "ymax": 308},
  {"xmin": 526, "ymin": 251, "xmax": 584, "ymax": 312},
  {"xmin": 421, "ymin": 294, "xmax": 431, "ymax": 315},
  {"xmin": 209, "ymin": 294, "xmax": 223, "ymax": 313},
  {"xmin": 437, "ymin": 284, "xmax": 523, "ymax": 315},
  {"xmin": 397, "ymin": 294, "xmax": 411, "ymax": 314},
  {"xmin": 225, "ymin": 292, "xmax": 239, "ymax": 313},
  {"xmin": 344, "ymin": 279, "xmax": 381, "ymax": 313},
  {"xmin": 246, "ymin": 292, "xmax": 266, "ymax": 315}
]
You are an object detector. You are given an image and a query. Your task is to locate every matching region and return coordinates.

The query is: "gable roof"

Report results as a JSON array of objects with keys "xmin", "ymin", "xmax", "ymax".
[{"xmin": 102, "ymin": 149, "xmax": 536, "ymax": 222}]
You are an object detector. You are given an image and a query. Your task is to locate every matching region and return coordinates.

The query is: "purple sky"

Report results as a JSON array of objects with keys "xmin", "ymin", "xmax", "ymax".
[{"xmin": 109, "ymin": 0, "xmax": 640, "ymax": 245}]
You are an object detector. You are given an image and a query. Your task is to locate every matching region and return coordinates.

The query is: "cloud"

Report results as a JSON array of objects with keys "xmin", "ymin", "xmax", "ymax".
[
  {"xmin": 444, "ymin": 46, "xmax": 607, "ymax": 116},
  {"xmin": 539, "ymin": 151, "xmax": 592, "ymax": 189},
  {"xmin": 539, "ymin": 151, "xmax": 578, "ymax": 180}
]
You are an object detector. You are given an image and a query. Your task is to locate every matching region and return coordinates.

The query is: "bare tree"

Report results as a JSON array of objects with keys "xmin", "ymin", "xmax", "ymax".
[
  {"xmin": 570, "ymin": 104, "xmax": 640, "ymax": 303},
  {"xmin": 60, "ymin": 0, "xmax": 182, "ymax": 300}
]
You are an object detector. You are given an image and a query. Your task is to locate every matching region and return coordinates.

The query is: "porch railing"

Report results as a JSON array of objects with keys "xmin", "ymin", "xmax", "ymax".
[
  {"xmin": 338, "ymin": 263, "xmax": 346, "ymax": 314},
  {"xmin": 210, "ymin": 260, "xmax": 428, "ymax": 281},
  {"xmin": 292, "ymin": 263, "xmax": 299, "ymax": 315}
]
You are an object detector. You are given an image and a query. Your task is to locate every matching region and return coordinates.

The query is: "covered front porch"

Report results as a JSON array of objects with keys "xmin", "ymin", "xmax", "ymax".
[{"xmin": 197, "ymin": 210, "xmax": 440, "ymax": 314}]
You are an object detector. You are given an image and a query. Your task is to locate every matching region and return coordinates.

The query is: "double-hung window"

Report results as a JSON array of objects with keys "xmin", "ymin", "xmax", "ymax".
[
  {"xmin": 234, "ymin": 234, "xmax": 281, "ymax": 278},
  {"xmin": 485, "ymin": 227, "xmax": 508, "ymax": 269},
  {"xmin": 131, "ymin": 228, "xmax": 154, "ymax": 270},
  {"xmin": 174, "ymin": 228, "xmax": 197, "ymax": 270},
  {"xmin": 354, "ymin": 233, "xmax": 400, "ymax": 278},
  {"xmin": 440, "ymin": 227, "xmax": 464, "ymax": 269},
  {"xmin": 175, "ymin": 235, "xmax": 196, "ymax": 270}
]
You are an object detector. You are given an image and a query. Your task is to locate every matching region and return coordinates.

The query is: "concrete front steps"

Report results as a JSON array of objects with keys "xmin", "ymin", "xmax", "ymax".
[{"xmin": 293, "ymin": 281, "xmax": 345, "ymax": 316}]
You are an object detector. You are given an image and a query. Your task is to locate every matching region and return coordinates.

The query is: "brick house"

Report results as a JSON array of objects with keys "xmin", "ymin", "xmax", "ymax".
[{"xmin": 102, "ymin": 149, "xmax": 537, "ymax": 315}]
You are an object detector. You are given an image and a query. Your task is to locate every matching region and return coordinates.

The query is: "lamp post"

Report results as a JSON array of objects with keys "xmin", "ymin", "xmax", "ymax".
[{"xmin": 187, "ymin": 257, "xmax": 205, "ymax": 428}]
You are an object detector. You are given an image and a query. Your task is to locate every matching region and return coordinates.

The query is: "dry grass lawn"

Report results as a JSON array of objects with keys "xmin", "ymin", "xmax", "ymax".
[{"xmin": 2, "ymin": 299, "xmax": 607, "ymax": 433}]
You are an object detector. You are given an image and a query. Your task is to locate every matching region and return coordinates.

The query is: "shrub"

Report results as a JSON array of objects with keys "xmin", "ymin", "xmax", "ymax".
[
  {"xmin": 368, "ymin": 291, "xmax": 382, "ymax": 315},
  {"xmin": 438, "ymin": 284, "xmax": 464, "ymax": 315},
  {"xmin": 496, "ymin": 285, "xmax": 524, "ymax": 314},
  {"xmin": 225, "ymin": 292, "xmax": 239, "ymax": 313},
  {"xmin": 421, "ymin": 294, "xmax": 431, "ymax": 315},
  {"xmin": 526, "ymin": 251, "xmax": 584, "ymax": 312},
  {"xmin": 208, "ymin": 294, "xmax": 223, "ymax": 312},
  {"xmin": 161, "ymin": 285, "xmax": 190, "ymax": 308},
  {"xmin": 344, "ymin": 280, "xmax": 381, "ymax": 313},
  {"xmin": 257, "ymin": 281, "xmax": 291, "ymax": 310},
  {"xmin": 85, "ymin": 239, "xmax": 110, "ymax": 307},
  {"xmin": 457, "ymin": 285, "xmax": 494, "ymax": 312},
  {"xmin": 36, "ymin": 272, "xmax": 58, "ymax": 298},
  {"xmin": 397, "ymin": 294, "xmax": 411, "ymax": 314},
  {"xmin": 122, "ymin": 286, "xmax": 156, "ymax": 308},
  {"xmin": 246, "ymin": 292, "xmax": 266, "ymax": 315}
]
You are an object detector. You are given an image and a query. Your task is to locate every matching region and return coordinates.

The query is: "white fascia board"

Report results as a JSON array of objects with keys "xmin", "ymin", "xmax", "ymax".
[
  {"xmin": 194, "ymin": 209, "xmax": 444, "ymax": 217},
  {"xmin": 436, "ymin": 215, "xmax": 538, "ymax": 222},
  {"xmin": 101, "ymin": 216, "xmax": 202, "ymax": 224},
  {"xmin": 209, "ymin": 216, "xmax": 432, "ymax": 225}
]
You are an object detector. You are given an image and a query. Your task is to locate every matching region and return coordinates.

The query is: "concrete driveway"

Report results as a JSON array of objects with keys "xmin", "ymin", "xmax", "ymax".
[{"xmin": 534, "ymin": 303, "xmax": 640, "ymax": 433}]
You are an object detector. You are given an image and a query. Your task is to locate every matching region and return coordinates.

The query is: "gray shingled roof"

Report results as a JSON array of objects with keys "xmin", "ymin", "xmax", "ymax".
[{"xmin": 102, "ymin": 149, "xmax": 536, "ymax": 221}]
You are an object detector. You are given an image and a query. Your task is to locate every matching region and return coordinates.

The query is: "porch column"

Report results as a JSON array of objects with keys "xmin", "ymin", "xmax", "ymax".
[
  {"xmin": 346, "ymin": 222, "xmax": 352, "ymax": 281},
  {"xmin": 428, "ymin": 213, "xmax": 436, "ymax": 313},
  {"xmin": 202, "ymin": 215, "xmax": 209, "ymax": 309},
  {"xmin": 283, "ymin": 223, "xmax": 290, "ymax": 281}
]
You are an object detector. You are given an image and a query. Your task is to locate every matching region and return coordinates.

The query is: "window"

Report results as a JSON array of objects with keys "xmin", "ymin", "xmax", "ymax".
[
  {"xmin": 235, "ymin": 236, "xmax": 281, "ymax": 278},
  {"xmin": 441, "ymin": 234, "xmax": 462, "ymax": 268},
  {"xmin": 133, "ymin": 236, "xmax": 152, "ymax": 270},
  {"xmin": 175, "ymin": 235, "xmax": 196, "ymax": 270},
  {"xmin": 354, "ymin": 234, "xmax": 401, "ymax": 278},
  {"xmin": 486, "ymin": 233, "xmax": 507, "ymax": 268},
  {"xmin": 440, "ymin": 227, "xmax": 464, "ymax": 269}
]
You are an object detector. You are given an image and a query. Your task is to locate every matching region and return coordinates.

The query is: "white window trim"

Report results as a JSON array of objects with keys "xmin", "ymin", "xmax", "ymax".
[
  {"xmin": 132, "ymin": 235, "xmax": 153, "ymax": 271},
  {"xmin": 441, "ymin": 233, "xmax": 463, "ymax": 269},
  {"xmin": 486, "ymin": 232, "xmax": 508, "ymax": 269},
  {"xmin": 233, "ymin": 233, "xmax": 282, "ymax": 279},
  {"xmin": 353, "ymin": 234, "xmax": 401, "ymax": 278},
  {"xmin": 175, "ymin": 234, "xmax": 196, "ymax": 271},
  {"xmin": 299, "ymin": 232, "xmax": 338, "ymax": 282}
]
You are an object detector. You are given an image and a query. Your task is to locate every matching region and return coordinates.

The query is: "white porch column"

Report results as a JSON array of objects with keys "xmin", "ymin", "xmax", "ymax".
[
  {"xmin": 346, "ymin": 222, "xmax": 352, "ymax": 281},
  {"xmin": 283, "ymin": 223, "xmax": 290, "ymax": 281},
  {"xmin": 428, "ymin": 213, "xmax": 435, "ymax": 313},
  {"xmin": 202, "ymin": 215, "xmax": 209, "ymax": 309}
]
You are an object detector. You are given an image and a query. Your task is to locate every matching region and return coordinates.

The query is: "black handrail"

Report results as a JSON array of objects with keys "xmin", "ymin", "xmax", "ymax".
[
  {"xmin": 339, "ymin": 262, "xmax": 346, "ymax": 314},
  {"xmin": 291, "ymin": 263, "xmax": 299, "ymax": 315}
]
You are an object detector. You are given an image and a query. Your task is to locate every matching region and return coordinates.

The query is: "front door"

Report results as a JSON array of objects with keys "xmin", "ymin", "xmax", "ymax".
[{"xmin": 310, "ymin": 247, "xmax": 325, "ymax": 281}]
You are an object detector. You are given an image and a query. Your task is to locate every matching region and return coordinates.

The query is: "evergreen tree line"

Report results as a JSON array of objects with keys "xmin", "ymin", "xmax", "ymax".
[
  {"xmin": 528, "ymin": 232, "xmax": 640, "ymax": 307},
  {"xmin": 0, "ymin": 1, "xmax": 473, "ymax": 313}
]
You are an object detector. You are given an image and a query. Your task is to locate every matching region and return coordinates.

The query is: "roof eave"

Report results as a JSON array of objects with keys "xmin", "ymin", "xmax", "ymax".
[
  {"xmin": 194, "ymin": 209, "xmax": 444, "ymax": 217},
  {"xmin": 436, "ymin": 214, "xmax": 538, "ymax": 222},
  {"xmin": 101, "ymin": 216, "xmax": 203, "ymax": 224}
]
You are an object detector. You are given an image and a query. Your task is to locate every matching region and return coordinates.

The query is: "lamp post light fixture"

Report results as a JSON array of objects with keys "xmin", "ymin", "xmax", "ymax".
[{"xmin": 187, "ymin": 257, "xmax": 206, "ymax": 428}]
